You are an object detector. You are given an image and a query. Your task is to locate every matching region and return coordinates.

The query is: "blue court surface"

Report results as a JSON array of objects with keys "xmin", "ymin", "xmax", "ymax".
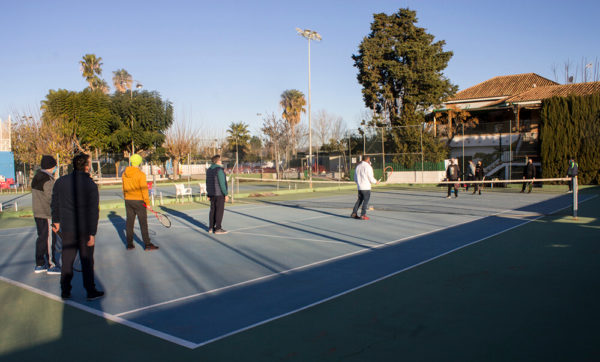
[{"xmin": 0, "ymin": 188, "xmax": 588, "ymax": 349}]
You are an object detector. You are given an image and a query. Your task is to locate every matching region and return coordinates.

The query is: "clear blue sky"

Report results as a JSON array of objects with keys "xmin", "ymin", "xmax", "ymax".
[{"xmin": 2, "ymin": 0, "xmax": 599, "ymax": 136}]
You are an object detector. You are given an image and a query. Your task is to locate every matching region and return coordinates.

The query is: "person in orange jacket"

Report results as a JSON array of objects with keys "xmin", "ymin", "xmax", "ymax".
[{"xmin": 122, "ymin": 154, "xmax": 159, "ymax": 251}]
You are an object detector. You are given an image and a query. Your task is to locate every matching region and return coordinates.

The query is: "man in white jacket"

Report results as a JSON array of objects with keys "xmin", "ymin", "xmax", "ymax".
[{"xmin": 351, "ymin": 156, "xmax": 379, "ymax": 220}]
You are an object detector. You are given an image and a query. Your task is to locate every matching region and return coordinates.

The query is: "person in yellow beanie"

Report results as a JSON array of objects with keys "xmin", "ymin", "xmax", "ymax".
[{"xmin": 122, "ymin": 154, "xmax": 159, "ymax": 251}]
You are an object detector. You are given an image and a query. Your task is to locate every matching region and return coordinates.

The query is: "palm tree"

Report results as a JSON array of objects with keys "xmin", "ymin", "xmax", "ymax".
[
  {"xmin": 112, "ymin": 69, "xmax": 133, "ymax": 93},
  {"xmin": 226, "ymin": 122, "xmax": 251, "ymax": 169},
  {"xmin": 79, "ymin": 54, "xmax": 104, "ymax": 90},
  {"xmin": 279, "ymin": 89, "xmax": 306, "ymax": 155}
]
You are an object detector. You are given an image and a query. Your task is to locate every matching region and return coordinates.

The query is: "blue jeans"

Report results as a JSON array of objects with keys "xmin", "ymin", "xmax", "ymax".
[{"xmin": 352, "ymin": 190, "xmax": 371, "ymax": 216}]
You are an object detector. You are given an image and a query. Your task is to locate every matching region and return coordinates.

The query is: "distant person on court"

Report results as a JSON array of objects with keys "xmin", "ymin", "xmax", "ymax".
[
  {"xmin": 351, "ymin": 156, "xmax": 379, "ymax": 220},
  {"xmin": 465, "ymin": 160, "xmax": 475, "ymax": 192},
  {"xmin": 566, "ymin": 156, "xmax": 578, "ymax": 193},
  {"xmin": 473, "ymin": 160, "xmax": 484, "ymax": 195},
  {"xmin": 206, "ymin": 154, "xmax": 229, "ymax": 234},
  {"xmin": 51, "ymin": 153, "xmax": 103, "ymax": 301},
  {"xmin": 521, "ymin": 158, "xmax": 536, "ymax": 193},
  {"xmin": 446, "ymin": 158, "xmax": 461, "ymax": 198},
  {"xmin": 122, "ymin": 154, "xmax": 159, "ymax": 251},
  {"xmin": 32, "ymin": 155, "xmax": 61, "ymax": 275}
]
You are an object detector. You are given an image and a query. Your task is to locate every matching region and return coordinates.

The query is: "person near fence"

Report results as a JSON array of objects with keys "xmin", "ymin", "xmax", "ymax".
[
  {"xmin": 351, "ymin": 156, "xmax": 379, "ymax": 220},
  {"xmin": 32, "ymin": 155, "xmax": 61, "ymax": 275},
  {"xmin": 206, "ymin": 154, "xmax": 229, "ymax": 234},
  {"xmin": 446, "ymin": 158, "xmax": 461, "ymax": 198},
  {"xmin": 122, "ymin": 154, "xmax": 159, "ymax": 251},
  {"xmin": 521, "ymin": 158, "xmax": 536, "ymax": 193},
  {"xmin": 567, "ymin": 156, "xmax": 578, "ymax": 193},
  {"xmin": 465, "ymin": 160, "xmax": 475, "ymax": 191},
  {"xmin": 51, "ymin": 153, "xmax": 103, "ymax": 301},
  {"xmin": 473, "ymin": 160, "xmax": 484, "ymax": 195}
]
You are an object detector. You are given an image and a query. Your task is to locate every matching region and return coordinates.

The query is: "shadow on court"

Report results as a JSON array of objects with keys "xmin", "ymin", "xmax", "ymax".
[
  {"xmin": 159, "ymin": 206, "xmax": 210, "ymax": 232},
  {"xmin": 107, "ymin": 211, "xmax": 144, "ymax": 248}
]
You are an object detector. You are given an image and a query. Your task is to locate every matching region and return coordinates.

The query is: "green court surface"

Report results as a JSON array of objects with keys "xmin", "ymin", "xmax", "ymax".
[{"xmin": 1, "ymin": 187, "xmax": 599, "ymax": 361}]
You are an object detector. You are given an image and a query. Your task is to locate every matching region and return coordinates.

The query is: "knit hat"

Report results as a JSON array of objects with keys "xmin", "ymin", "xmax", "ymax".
[
  {"xmin": 41, "ymin": 155, "xmax": 57, "ymax": 169},
  {"xmin": 130, "ymin": 154, "xmax": 143, "ymax": 167}
]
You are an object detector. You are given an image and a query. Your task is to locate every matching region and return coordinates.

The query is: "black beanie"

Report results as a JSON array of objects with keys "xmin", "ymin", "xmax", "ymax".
[{"xmin": 41, "ymin": 155, "xmax": 57, "ymax": 169}]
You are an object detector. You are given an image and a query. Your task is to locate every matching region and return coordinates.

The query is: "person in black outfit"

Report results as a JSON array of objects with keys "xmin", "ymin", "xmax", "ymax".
[
  {"xmin": 473, "ymin": 160, "xmax": 484, "ymax": 195},
  {"xmin": 206, "ymin": 155, "xmax": 230, "ymax": 234},
  {"xmin": 446, "ymin": 158, "xmax": 461, "ymax": 198},
  {"xmin": 521, "ymin": 158, "xmax": 536, "ymax": 193},
  {"xmin": 566, "ymin": 156, "xmax": 578, "ymax": 193},
  {"xmin": 51, "ymin": 153, "xmax": 104, "ymax": 301}
]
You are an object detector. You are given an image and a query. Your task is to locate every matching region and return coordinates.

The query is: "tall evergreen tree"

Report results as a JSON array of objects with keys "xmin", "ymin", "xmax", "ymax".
[{"xmin": 352, "ymin": 8, "xmax": 456, "ymax": 163}]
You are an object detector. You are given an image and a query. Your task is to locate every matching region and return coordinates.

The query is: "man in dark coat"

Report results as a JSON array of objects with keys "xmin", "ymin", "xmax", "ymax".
[
  {"xmin": 206, "ymin": 154, "xmax": 229, "ymax": 234},
  {"xmin": 446, "ymin": 158, "xmax": 461, "ymax": 198},
  {"xmin": 473, "ymin": 160, "xmax": 485, "ymax": 195},
  {"xmin": 521, "ymin": 158, "xmax": 536, "ymax": 193},
  {"xmin": 51, "ymin": 153, "xmax": 103, "ymax": 301}
]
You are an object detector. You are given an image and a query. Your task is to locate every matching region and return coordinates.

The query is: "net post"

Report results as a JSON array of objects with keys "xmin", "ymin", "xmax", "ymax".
[{"xmin": 573, "ymin": 176, "xmax": 578, "ymax": 219}]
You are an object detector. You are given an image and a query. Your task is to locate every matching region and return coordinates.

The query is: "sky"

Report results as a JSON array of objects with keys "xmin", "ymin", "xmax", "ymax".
[{"xmin": 2, "ymin": 0, "xmax": 599, "ymax": 138}]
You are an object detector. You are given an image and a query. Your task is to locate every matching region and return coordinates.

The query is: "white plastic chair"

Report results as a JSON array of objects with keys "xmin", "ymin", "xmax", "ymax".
[
  {"xmin": 199, "ymin": 183, "xmax": 208, "ymax": 201},
  {"xmin": 175, "ymin": 183, "xmax": 192, "ymax": 203}
]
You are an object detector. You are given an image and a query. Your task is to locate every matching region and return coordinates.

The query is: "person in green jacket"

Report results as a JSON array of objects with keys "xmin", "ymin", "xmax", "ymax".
[{"xmin": 206, "ymin": 155, "xmax": 229, "ymax": 234}]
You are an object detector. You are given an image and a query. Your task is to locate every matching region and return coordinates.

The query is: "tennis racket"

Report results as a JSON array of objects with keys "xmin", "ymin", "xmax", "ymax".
[{"xmin": 144, "ymin": 204, "xmax": 171, "ymax": 228}]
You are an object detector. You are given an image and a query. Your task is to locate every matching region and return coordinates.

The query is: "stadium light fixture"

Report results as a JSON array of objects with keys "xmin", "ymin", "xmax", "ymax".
[{"xmin": 296, "ymin": 27, "xmax": 321, "ymax": 186}]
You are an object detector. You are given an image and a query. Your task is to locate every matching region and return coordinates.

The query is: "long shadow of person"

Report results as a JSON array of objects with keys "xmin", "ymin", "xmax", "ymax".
[
  {"xmin": 160, "ymin": 206, "xmax": 210, "ymax": 232},
  {"xmin": 107, "ymin": 211, "xmax": 143, "ymax": 248}
]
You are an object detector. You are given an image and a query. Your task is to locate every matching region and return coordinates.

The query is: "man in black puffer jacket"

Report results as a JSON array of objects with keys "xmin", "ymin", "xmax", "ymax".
[{"xmin": 51, "ymin": 153, "xmax": 103, "ymax": 301}]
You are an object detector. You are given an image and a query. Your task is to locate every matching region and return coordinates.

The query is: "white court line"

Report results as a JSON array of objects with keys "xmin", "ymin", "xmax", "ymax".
[
  {"xmin": 0, "ymin": 275, "xmax": 197, "ymax": 349},
  {"xmin": 4, "ymin": 194, "xmax": 594, "ymax": 350},
  {"xmin": 187, "ymin": 195, "xmax": 597, "ymax": 349},
  {"xmin": 115, "ymin": 204, "xmax": 523, "ymax": 318}
]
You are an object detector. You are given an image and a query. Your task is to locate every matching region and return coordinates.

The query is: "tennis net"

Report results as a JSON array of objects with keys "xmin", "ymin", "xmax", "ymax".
[{"xmin": 231, "ymin": 176, "xmax": 580, "ymax": 218}]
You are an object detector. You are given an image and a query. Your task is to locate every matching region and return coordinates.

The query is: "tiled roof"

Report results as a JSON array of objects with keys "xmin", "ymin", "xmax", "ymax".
[
  {"xmin": 505, "ymin": 82, "xmax": 600, "ymax": 103},
  {"xmin": 449, "ymin": 73, "xmax": 558, "ymax": 101}
]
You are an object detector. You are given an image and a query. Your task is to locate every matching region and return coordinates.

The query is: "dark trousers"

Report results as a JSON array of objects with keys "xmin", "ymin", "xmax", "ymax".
[
  {"xmin": 352, "ymin": 190, "xmax": 371, "ymax": 216},
  {"xmin": 568, "ymin": 177, "xmax": 574, "ymax": 191},
  {"xmin": 209, "ymin": 195, "xmax": 225, "ymax": 231},
  {"xmin": 61, "ymin": 232, "xmax": 96, "ymax": 294},
  {"xmin": 125, "ymin": 200, "xmax": 151, "ymax": 247},
  {"xmin": 473, "ymin": 178, "xmax": 483, "ymax": 193},
  {"xmin": 35, "ymin": 217, "xmax": 60, "ymax": 267},
  {"xmin": 447, "ymin": 180, "xmax": 459, "ymax": 197},
  {"xmin": 522, "ymin": 180, "xmax": 532, "ymax": 192},
  {"xmin": 465, "ymin": 175, "xmax": 474, "ymax": 191}
]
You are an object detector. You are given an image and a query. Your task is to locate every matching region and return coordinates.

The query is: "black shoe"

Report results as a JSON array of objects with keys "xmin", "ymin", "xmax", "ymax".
[
  {"xmin": 87, "ymin": 290, "xmax": 105, "ymax": 301},
  {"xmin": 214, "ymin": 229, "xmax": 229, "ymax": 234},
  {"xmin": 145, "ymin": 244, "xmax": 159, "ymax": 251},
  {"xmin": 350, "ymin": 213, "xmax": 360, "ymax": 219},
  {"xmin": 61, "ymin": 291, "xmax": 71, "ymax": 300},
  {"xmin": 126, "ymin": 244, "xmax": 135, "ymax": 250}
]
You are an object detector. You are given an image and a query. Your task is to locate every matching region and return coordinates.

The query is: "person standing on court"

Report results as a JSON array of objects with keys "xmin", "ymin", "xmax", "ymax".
[
  {"xmin": 566, "ymin": 156, "xmax": 578, "ymax": 193},
  {"xmin": 122, "ymin": 154, "xmax": 159, "ymax": 251},
  {"xmin": 51, "ymin": 153, "xmax": 104, "ymax": 301},
  {"xmin": 32, "ymin": 155, "xmax": 61, "ymax": 275},
  {"xmin": 446, "ymin": 158, "xmax": 461, "ymax": 198},
  {"xmin": 206, "ymin": 154, "xmax": 229, "ymax": 234},
  {"xmin": 473, "ymin": 160, "xmax": 484, "ymax": 195},
  {"xmin": 465, "ymin": 159, "xmax": 475, "ymax": 192},
  {"xmin": 521, "ymin": 158, "xmax": 536, "ymax": 193},
  {"xmin": 351, "ymin": 156, "xmax": 379, "ymax": 220}
]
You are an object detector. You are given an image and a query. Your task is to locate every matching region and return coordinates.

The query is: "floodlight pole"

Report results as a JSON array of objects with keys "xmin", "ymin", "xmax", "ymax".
[
  {"xmin": 297, "ymin": 28, "xmax": 321, "ymax": 187},
  {"xmin": 128, "ymin": 81, "xmax": 143, "ymax": 160}
]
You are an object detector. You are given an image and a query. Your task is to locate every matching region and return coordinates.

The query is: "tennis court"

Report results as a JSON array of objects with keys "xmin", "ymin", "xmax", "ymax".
[{"xmin": 0, "ymin": 181, "xmax": 592, "ymax": 352}]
